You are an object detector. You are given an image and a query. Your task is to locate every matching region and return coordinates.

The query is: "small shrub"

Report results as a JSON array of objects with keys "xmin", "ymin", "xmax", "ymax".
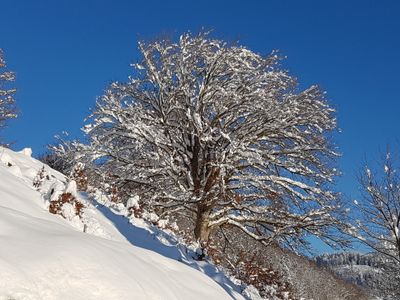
[
  {"xmin": 70, "ymin": 163, "xmax": 88, "ymax": 191},
  {"xmin": 49, "ymin": 192, "xmax": 84, "ymax": 218},
  {"xmin": 33, "ymin": 166, "xmax": 49, "ymax": 189},
  {"xmin": 208, "ymin": 245, "xmax": 293, "ymax": 299}
]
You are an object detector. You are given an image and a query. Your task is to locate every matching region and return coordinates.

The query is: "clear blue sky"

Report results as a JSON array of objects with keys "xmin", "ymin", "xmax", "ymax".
[{"xmin": 1, "ymin": 0, "xmax": 399, "ymax": 252}]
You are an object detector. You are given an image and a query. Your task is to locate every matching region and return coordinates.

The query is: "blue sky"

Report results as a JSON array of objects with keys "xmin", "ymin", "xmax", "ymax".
[{"xmin": 1, "ymin": 0, "xmax": 399, "ymax": 252}]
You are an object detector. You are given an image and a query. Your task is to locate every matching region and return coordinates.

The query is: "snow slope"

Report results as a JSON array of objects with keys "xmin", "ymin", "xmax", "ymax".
[
  {"xmin": 0, "ymin": 147, "xmax": 234, "ymax": 300},
  {"xmin": 315, "ymin": 252, "xmax": 384, "ymax": 296}
]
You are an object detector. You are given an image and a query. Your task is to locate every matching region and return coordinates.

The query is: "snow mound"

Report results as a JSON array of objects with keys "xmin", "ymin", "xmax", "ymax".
[
  {"xmin": 7, "ymin": 164, "xmax": 22, "ymax": 177},
  {"xmin": 0, "ymin": 151, "xmax": 14, "ymax": 165},
  {"xmin": 18, "ymin": 147, "xmax": 33, "ymax": 157},
  {"xmin": 0, "ymin": 146, "xmax": 233, "ymax": 300}
]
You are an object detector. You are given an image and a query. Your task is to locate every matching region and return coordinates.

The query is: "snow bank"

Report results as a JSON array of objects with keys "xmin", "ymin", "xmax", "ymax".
[
  {"xmin": 18, "ymin": 147, "xmax": 33, "ymax": 157},
  {"xmin": 0, "ymin": 147, "xmax": 233, "ymax": 300}
]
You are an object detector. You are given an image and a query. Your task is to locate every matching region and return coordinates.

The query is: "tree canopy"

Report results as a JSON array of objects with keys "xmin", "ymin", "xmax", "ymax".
[{"xmin": 56, "ymin": 32, "xmax": 348, "ymax": 250}]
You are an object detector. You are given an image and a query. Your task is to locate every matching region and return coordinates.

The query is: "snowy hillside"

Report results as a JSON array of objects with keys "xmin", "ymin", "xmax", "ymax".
[
  {"xmin": 315, "ymin": 252, "xmax": 381, "ymax": 286},
  {"xmin": 315, "ymin": 252, "xmax": 386, "ymax": 298},
  {"xmin": 0, "ymin": 146, "xmax": 239, "ymax": 300}
]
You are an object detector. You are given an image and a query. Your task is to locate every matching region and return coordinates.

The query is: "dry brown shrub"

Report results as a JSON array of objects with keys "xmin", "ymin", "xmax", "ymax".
[
  {"xmin": 207, "ymin": 244, "xmax": 293, "ymax": 299},
  {"xmin": 49, "ymin": 192, "xmax": 84, "ymax": 218},
  {"xmin": 33, "ymin": 166, "xmax": 48, "ymax": 189},
  {"xmin": 70, "ymin": 165, "xmax": 88, "ymax": 191}
]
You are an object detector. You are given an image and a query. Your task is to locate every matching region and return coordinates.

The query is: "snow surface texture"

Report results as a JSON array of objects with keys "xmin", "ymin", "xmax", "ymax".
[
  {"xmin": 89, "ymin": 193, "xmax": 253, "ymax": 299},
  {"xmin": 0, "ymin": 147, "xmax": 238, "ymax": 300}
]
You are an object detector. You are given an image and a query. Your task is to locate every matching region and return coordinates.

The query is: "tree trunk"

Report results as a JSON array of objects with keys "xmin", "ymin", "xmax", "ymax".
[
  {"xmin": 194, "ymin": 208, "xmax": 211, "ymax": 246},
  {"xmin": 194, "ymin": 208, "xmax": 212, "ymax": 260}
]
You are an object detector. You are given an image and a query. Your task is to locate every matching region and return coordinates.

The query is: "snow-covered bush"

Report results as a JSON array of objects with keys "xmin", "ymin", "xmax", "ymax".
[
  {"xmin": 69, "ymin": 162, "xmax": 88, "ymax": 191},
  {"xmin": 33, "ymin": 166, "xmax": 49, "ymax": 189},
  {"xmin": 126, "ymin": 195, "xmax": 143, "ymax": 218},
  {"xmin": 49, "ymin": 192, "xmax": 84, "ymax": 218},
  {"xmin": 48, "ymin": 180, "xmax": 85, "ymax": 219},
  {"xmin": 208, "ymin": 245, "xmax": 293, "ymax": 299}
]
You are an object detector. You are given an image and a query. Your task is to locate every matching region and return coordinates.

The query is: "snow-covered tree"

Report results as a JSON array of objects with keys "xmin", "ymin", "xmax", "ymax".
[
  {"xmin": 352, "ymin": 151, "xmax": 400, "ymax": 298},
  {"xmin": 0, "ymin": 49, "xmax": 17, "ymax": 140},
  {"xmin": 81, "ymin": 32, "xmax": 347, "ymax": 250},
  {"xmin": 354, "ymin": 152, "xmax": 400, "ymax": 264}
]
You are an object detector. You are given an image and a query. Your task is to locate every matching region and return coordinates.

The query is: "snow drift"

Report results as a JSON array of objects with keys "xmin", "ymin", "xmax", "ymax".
[{"xmin": 0, "ymin": 146, "xmax": 233, "ymax": 300}]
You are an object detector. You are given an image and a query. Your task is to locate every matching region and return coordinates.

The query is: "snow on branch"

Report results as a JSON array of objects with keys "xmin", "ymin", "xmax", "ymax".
[{"xmin": 78, "ymin": 32, "xmax": 347, "ymax": 250}]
